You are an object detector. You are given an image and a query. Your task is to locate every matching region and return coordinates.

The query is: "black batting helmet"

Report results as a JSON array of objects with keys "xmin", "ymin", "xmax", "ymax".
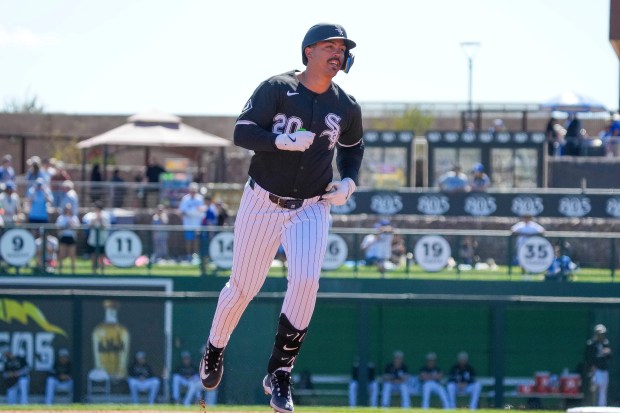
[{"xmin": 301, "ymin": 23, "xmax": 356, "ymax": 73}]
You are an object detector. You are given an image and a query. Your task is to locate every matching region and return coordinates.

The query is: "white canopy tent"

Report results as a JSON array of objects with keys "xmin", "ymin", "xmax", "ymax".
[
  {"xmin": 76, "ymin": 109, "xmax": 232, "ymax": 181},
  {"xmin": 77, "ymin": 110, "xmax": 232, "ymax": 149}
]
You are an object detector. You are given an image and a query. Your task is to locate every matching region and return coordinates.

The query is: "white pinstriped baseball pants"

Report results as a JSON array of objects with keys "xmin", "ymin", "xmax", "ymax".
[{"xmin": 208, "ymin": 180, "xmax": 330, "ymax": 348}]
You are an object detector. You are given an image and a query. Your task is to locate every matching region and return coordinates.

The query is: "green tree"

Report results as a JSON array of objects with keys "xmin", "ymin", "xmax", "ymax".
[{"xmin": 369, "ymin": 107, "xmax": 434, "ymax": 133}]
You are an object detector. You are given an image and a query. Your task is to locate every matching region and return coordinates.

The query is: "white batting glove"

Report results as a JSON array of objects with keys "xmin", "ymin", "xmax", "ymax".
[
  {"xmin": 322, "ymin": 178, "xmax": 356, "ymax": 206},
  {"xmin": 275, "ymin": 131, "xmax": 315, "ymax": 152}
]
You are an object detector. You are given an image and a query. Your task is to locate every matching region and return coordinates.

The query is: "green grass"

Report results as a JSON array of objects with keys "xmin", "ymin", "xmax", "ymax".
[
  {"xmin": 0, "ymin": 407, "xmax": 545, "ymax": 413},
  {"xmin": 2, "ymin": 257, "xmax": 618, "ymax": 283}
]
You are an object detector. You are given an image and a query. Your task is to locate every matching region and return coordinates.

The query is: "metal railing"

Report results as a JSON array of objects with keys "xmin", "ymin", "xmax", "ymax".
[{"xmin": 1, "ymin": 223, "xmax": 617, "ymax": 282}]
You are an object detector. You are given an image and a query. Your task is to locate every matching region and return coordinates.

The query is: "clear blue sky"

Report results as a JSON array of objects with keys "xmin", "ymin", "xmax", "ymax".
[{"xmin": 1, "ymin": 0, "xmax": 616, "ymax": 115}]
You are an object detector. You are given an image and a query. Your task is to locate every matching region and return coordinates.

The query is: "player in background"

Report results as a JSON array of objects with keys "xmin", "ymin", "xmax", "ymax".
[
  {"xmin": 198, "ymin": 23, "xmax": 363, "ymax": 412},
  {"xmin": 585, "ymin": 324, "xmax": 612, "ymax": 406}
]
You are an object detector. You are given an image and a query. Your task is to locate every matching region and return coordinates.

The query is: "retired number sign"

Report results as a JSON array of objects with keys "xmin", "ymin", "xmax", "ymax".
[
  {"xmin": 209, "ymin": 232, "xmax": 235, "ymax": 269},
  {"xmin": 414, "ymin": 235, "xmax": 451, "ymax": 272},
  {"xmin": 0, "ymin": 228, "xmax": 36, "ymax": 267},
  {"xmin": 105, "ymin": 230, "xmax": 143, "ymax": 267},
  {"xmin": 321, "ymin": 234, "xmax": 348, "ymax": 271},
  {"xmin": 517, "ymin": 235, "xmax": 554, "ymax": 273}
]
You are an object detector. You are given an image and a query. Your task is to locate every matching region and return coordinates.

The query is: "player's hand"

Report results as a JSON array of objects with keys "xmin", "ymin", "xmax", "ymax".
[
  {"xmin": 275, "ymin": 131, "xmax": 315, "ymax": 152},
  {"xmin": 322, "ymin": 178, "xmax": 356, "ymax": 206}
]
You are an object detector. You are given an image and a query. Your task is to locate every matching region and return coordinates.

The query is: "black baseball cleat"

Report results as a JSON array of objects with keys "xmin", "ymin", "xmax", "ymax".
[
  {"xmin": 199, "ymin": 342, "xmax": 224, "ymax": 390},
  {"xmin": 263, "ymin": 370, "xmax": 294, "ymax": 412}
]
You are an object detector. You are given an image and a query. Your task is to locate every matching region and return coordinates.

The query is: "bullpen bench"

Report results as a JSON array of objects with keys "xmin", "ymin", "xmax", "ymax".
[{"xmin": 291, "ymin": 374, "xmax": 582, "ymax": 408}]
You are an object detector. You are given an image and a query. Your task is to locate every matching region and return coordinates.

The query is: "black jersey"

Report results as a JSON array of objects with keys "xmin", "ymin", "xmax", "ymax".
[
  {"xmin": 235, "ymin": 70, "xmax": 364, "ymax": 199},
  {"xmin": 174, "ymin": 363, "xmax": 197, "ymax": 378},
  {"xmin": 448, "ymin": 363, "xmax": 476, "ymax": 384},
  {"xmin": 128, "ymin": 362, "xmax": 156, "ymax": 379},
  {"xmin": 2, "ymin": 356, "xmax": 29, "ymax": 388},
  {"xmin": 49, "ymin": 360, "xmax": 72, "ymax": 381},
  {"xmin": 585, "ymin": 338, "xmax": 612, "ymax": 370}
]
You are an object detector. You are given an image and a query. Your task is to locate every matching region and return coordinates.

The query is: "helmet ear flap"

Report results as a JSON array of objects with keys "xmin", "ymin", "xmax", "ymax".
[{"xmin": 342, "ymin": 51, "xmax": 354, "ymax": 73}]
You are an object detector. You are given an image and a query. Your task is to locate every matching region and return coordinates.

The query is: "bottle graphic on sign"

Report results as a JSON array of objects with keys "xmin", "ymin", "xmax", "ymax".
[{"xmin": 92, "ymin": 300, "xmax": 130, "ymax": 379}]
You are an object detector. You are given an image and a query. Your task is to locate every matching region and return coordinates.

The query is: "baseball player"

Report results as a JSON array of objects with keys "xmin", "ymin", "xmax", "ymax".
[
  {"xmin": 199, "ymin": 23, "xmax": 363, "ymax": 412},
  {"xmin": 584, "ymin": 324, "xmax": 612, "ymax": 406}
]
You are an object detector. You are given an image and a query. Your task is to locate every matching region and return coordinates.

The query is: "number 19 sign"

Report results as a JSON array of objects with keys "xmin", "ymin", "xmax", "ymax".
[
  {"xmin": 414, "ymin": 235, "xmax": 452, "ymax": 272},
  {"xmin": 104, "ymin": 230, "xmax": 143, "ymax": 267}
]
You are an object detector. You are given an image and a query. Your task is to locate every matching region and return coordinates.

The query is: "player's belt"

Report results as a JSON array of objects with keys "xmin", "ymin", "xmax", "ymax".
[{"xmin": 249, "ymin": 178, "xmax": 304, "ymax": 210}]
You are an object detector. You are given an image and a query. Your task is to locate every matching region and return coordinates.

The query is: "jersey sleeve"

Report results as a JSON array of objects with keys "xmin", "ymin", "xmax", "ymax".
[
  {"xmin": 233, "ymin": 81, "xmax": 281, "ymax": 152},
  {"xmin": 337, "ymin": 98, "xmax": 363, "ymax": 148},
  {"xmin": 336, "ymin": 97, "xmax": 364, "ymax": 183}
]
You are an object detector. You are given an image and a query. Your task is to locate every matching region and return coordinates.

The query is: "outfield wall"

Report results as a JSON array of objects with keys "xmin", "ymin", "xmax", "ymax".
[
  {"xmin": 0, "ymin": 277, "xmax": 618, "ymax": 407},
  {"xmin": 173, "ymin": 278, "xmax": 620, "ymax": 406}
]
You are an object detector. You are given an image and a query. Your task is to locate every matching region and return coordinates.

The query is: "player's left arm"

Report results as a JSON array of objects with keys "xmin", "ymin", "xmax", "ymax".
[{"xmin": 323, "ymin": 102, "xmax": 363, "ymax": 205}]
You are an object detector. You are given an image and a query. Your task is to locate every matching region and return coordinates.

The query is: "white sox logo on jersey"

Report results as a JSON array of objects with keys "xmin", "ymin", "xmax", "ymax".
[{"xmin": 320, "ymin": 113, "xmax": 341, "ymax": 150}]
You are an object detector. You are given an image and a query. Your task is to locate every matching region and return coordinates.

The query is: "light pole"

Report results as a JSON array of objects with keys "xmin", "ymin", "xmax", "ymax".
[{"xmin": 460, "ymin": 42, "xmax": 481, "ymax": 123}]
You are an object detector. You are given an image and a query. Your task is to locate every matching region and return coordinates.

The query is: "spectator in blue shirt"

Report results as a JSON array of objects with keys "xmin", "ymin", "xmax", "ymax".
[
  {"xmin": 26, "ymin": 178, "xmax": 53, "ymax": 224},
  {"xmin": 0, "ymin": 155, "xmax": 16, "ymax": 183},
  {"xmin": 58, "ymin": 180, "xmax": 79, "ymax": 216},
  {"xmin": 469, "ymin": 164, "xmax": 490, "ymax": 192},
  {"xmin": 546, "ymin": 245, "xmax": 576, "ymax": 281},
  {"xmin": 439, "ymin": 166, "xmax": 470, "ymax": 193}
]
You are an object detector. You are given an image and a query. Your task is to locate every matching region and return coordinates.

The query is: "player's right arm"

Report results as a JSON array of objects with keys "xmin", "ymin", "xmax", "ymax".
[
  {"xmin": 233, "ymin": 81, "xmax": 281, "ymax": 152},
  {"xmin": 234, "ymin": 80, "xmax": 314, "ymax": 152}
]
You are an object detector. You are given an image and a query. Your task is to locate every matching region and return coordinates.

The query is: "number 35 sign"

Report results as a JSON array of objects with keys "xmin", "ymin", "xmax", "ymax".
[{"xmin": 517, "ymin": 236, "xmax": 554, "ymax": 273}]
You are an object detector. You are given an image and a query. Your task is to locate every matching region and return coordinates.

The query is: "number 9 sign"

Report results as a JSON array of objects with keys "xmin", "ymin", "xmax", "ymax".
[
  {"xmin": 321, "ymin": 234, "xmax": 348, "ymax": 271},
  {"xmin": 517, "ymin": 235, "xmax": 554, "ymax": 273},
  {"xmin": 414, "ymin": 235, "xmax": 452, "ymax": 272},
  {"xmin": 0, "ymin": 228, "xmax": 36, "ymax": 267},
  {"xmin": 104, "ymin": 230, "xmax": 143, "ymax": 267}
]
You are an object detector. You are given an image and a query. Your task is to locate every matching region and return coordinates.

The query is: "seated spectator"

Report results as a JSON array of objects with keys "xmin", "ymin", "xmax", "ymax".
[
  {"xmin": 56, "ymin": 204, "xmax": 80, "ymax": 275},
  {"xmin": 439, "ymin": 166, "xmax": 470, "ymax": 193},
  {"xmin": 127, "ymin": 351, "xmax": 160, "ymax": 405},
  {"xmin": 35, "ymin": 228, "xmax": 59, "ymax": 273},
  {"xmin": 459, "ymin": 236, "xmax": 479, "ymax": 267},
  {"xmin": 0, "ymin": 181, "xmax": 23, "ymax": 225},
  {"xmin": 170, "ymin": 350, "xmax": 217, "ymax": 406},
  {"xmin": 447, "ymin": 351, "xmax": 482, "ymax": 409},
  {"xmin": 381, "ymin": 350, "xmax": 410, "ymax": 408},
  {"xmin": 349, "ymin": 358, "xmax": 378, "ymax": 407},
  {"xmin": 546, "ymin": 245, "xmax": 577, "ymax": 281},
  {"xmin": 152, "ymin": 204, "xmax": 170, "ymax": 262},
  {"xmin": 469, "ymin": 164, "xmax": 490, "ymax": 192},
  {"xmin": 2, "ymin": 350, "xmax": 30, "ymax": 405},
  {"xmin": 171, "ymin": 351, "xmax": 197, "ymax": 405},
  {"xmin": 45, "ymin": 348, "xmax": 72, "ymax": 405},
  {"xmin": 391, "ymin": 234, "xmax": 406, "ymax": 267},
  {"xmin": 26, "ymin": 178, "xmax": 53, "ymax": 224},
  {"xmin": 419, "ymin": 352, "xmax": 449, "ymax": 409},
  {"xmin": 361, "ymin": 220, "xmax": 394, "ymax": 277},
  {"xmin": 488, "ymin": 118, "xmax": 507, "ymax": 133},
  {"xmin": 0, "ymin": 154, "xmax": 16, "ymax": 183}
]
